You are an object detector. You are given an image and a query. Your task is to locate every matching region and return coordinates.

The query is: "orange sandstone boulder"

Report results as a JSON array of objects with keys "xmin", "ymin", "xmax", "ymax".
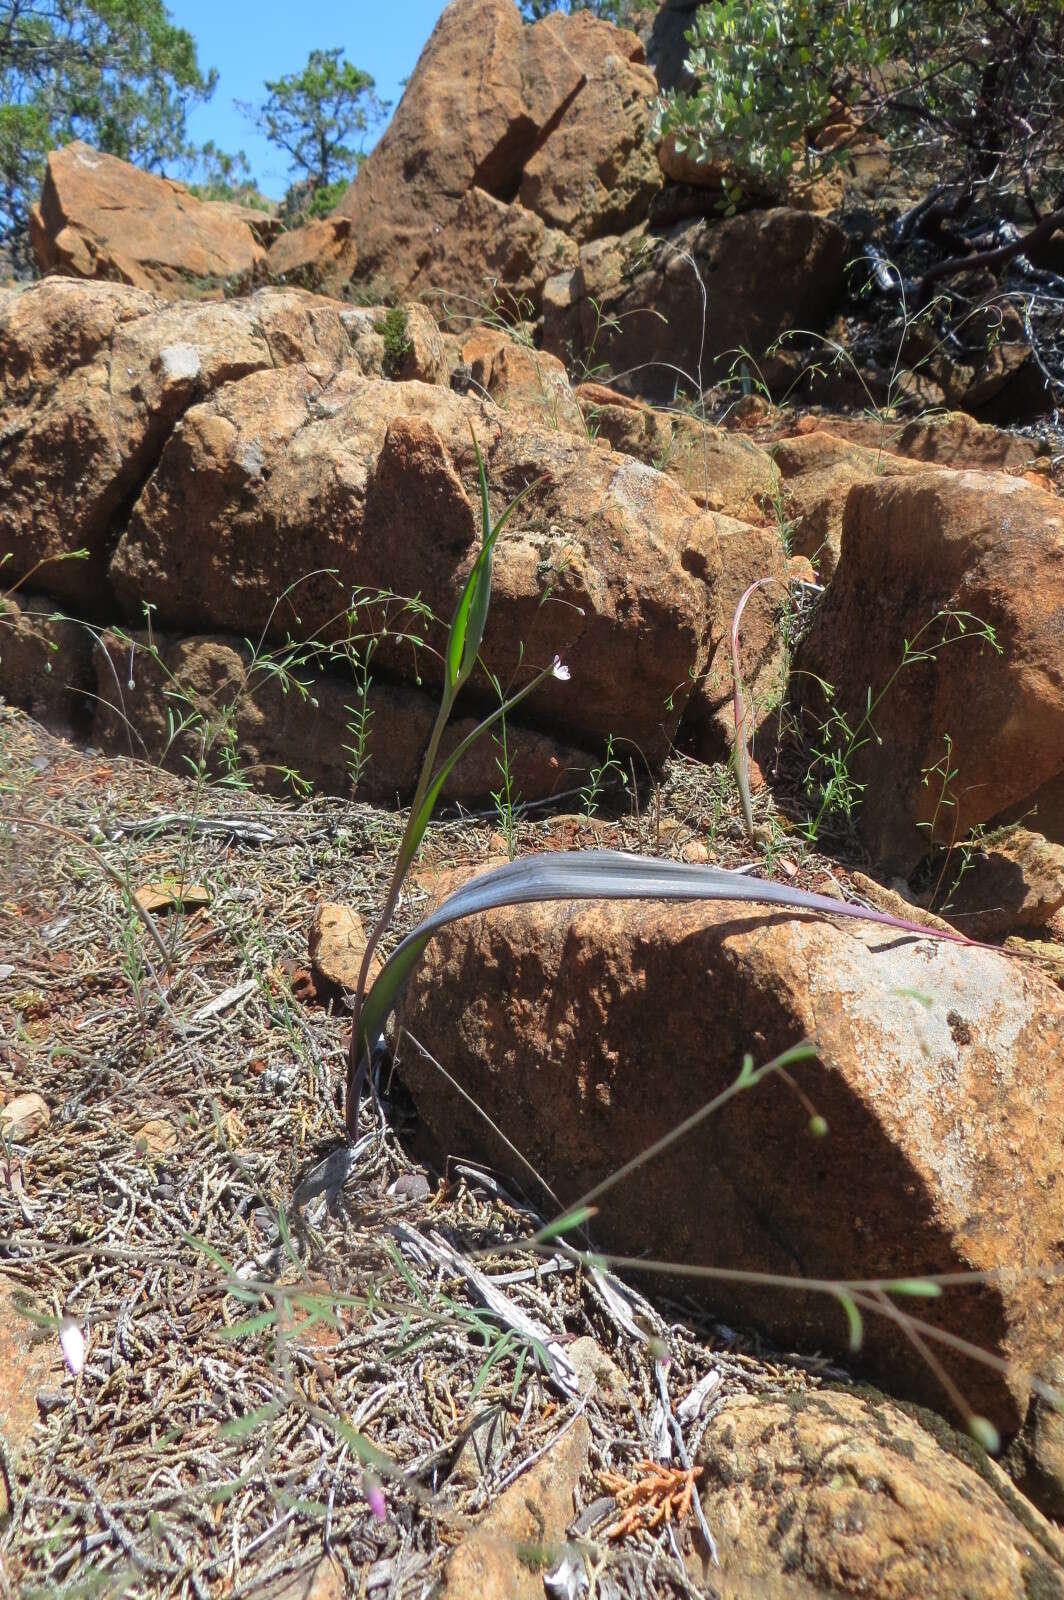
[
  {"xmin": 30, "ymin": 141, "xmax": 268, "ymax": 297},
  {"xmin": 797, "ymin": 471, "xmax": 1064, "ymax": 867},
  {"xmin": 399, "ymin": 879, "xmax": 1064, "ymax": 1446}
]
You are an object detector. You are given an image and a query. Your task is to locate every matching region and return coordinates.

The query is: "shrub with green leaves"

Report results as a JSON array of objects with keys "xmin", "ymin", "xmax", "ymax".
[
  {"xmin": 304, "ymin": 177, "xmax": 349, "ymax": 219},
  {"xmin": 0, "ymin": 0, "xmax": 220, "ymax": 255},
  {"xmin": 660, "ymin": 1, "xmax": 1064, "ymax": 219}
]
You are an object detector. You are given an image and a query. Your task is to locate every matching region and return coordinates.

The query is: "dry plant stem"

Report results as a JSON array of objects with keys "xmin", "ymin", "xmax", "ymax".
[
  {"xmin": 568, "ymin": 1250, "xmax": 1063, "ymax": 1418},
  {"xmin": 398, "ymin": 1025, "xmax": 565, "ymax": 1213},
  {"xmin": 0, "ymin": 548, "xmax": 89, "ymax": 603},
  {"xmin": 916, "ymin": 202, "xmax": 1064, "ymax": 305},
  {"xmin": 2, "ymin": 811, "xmax": 172, "ymax": 968},
  {"xmin": 731, "ymin": 577, "xmax": 789, "ymax": 841}
]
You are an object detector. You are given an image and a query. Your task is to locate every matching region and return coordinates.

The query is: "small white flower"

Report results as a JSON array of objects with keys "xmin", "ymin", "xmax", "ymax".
[
  {"xmin": 552, "ymin": 657, "xmax": 571, "ymax": 682},
  {"xmin": 60, "ymin": 1319, "xmax": 86, "ymax": 1376}
]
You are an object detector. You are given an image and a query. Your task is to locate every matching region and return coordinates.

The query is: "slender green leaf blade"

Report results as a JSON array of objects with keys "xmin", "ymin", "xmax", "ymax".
[
  {"xmin": 836, "ymin": 1290, "xmax": 864, "ymax": 1351},
  {"xmin": 884, "ymin": 1278, "xmax": 942, "ymax": 1299},
  {"xmin": 533, "ymin": 1205, "xmax": 598, "ymax": 1243},
  {"xmin": 216, "ymin": 1311, "xmax": 278, "ymax": 1340},
  {"xmin": 217, "ymin": 1401, "xmax": 283, "ymax": 1438}
]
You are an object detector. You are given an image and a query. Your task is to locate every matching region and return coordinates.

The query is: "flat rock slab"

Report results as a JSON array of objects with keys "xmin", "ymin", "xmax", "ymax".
[{"xmin": 30, "ymin": 141, "xmax": 270, "ymax": 297}]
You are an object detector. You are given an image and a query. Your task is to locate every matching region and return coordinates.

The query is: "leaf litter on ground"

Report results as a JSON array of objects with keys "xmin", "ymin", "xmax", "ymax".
[{"xmin": 2, "ymin": 704, "xmax": 1048, "ymax": 1599}]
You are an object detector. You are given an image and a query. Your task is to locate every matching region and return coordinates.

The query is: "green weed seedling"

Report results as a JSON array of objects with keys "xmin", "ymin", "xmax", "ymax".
[
  {"xmin": 798, "ymin": 608, "xmax": 1002, "ymax": 846},
  {"xmin": 490, "ymin": 681, "xmax": 523, "ymax": 862},
  {"xmin": 580, "ymin": 733, "xmax": 628, "ymax": 819},
  {"xmin": 378, "ymin": 306, "xmax": 411, "ymax": 376}
]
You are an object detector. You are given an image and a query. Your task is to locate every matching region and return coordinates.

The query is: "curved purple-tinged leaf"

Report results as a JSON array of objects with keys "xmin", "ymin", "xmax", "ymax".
[{"xmin": 357, "ymin": 848, "xmax": 972, "ymax": 1057}]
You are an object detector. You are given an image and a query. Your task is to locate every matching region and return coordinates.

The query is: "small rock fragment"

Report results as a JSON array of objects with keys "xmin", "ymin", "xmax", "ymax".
[
  {"xmin": 243, "ymin": 1554, "xmax": 345, "ymax": 1600},
  {"xmin": 566, "ymin": 1337, "xmax": 629, "ymax": 1411},
  {"xmin": 387, "ymin": 1172, "xmax": 431, "ymax": 1202},
  {"xmin": 786, "ymin": 553, "xmax": 818, "ymax": 585},
  {"xmin": 700, "ymin": 1391, "xmax": 1064, "ymax": 1596},
  {"xmin": 938, "ymin": 827, "xmax": 1064, "ymax": 939},
  {"xmin": 441, "ymin": 1419, "xmax": 590, "ymax": 1600},
  {"xmin": 450, "ymin": 1406, "xmax": 513, "ymax": 1488},
  {"xmin": 308, "ymin": 902, "xmax": 381, "ymax": 994},
  {"xmin": 0, "ymin": 1093, "xmax": 50, "ymax": 1139},
  {"xmin": 133, "ymin": 880, "xmax": 210, "ymax": 914},
  {"xmin": 132, "ymin": 1118, "xmax": 179, "ymax": 1156}
]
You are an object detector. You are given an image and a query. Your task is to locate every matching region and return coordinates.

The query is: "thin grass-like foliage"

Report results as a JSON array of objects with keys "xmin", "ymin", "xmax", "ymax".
[{"xmin": 346, "ymin": 430, "xmax": 558, "ymax": 1130}]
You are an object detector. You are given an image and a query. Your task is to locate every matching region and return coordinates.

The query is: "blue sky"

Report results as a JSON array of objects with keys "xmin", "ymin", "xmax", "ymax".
[{"xmin": 169, "ymin": 0, "xmax": 449, "ymax": 198}]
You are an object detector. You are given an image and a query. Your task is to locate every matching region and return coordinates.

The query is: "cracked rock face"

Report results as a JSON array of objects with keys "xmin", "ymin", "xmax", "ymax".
[
  {"xmin": 541, "ymin": 209, "xmax": 849, "ymax": 403},
  {"xmin": 106, "ymin": 363, "xmax": 720, "ymax": 761},
  {"xmin": 0, "ymin": 277, "xmax": 740, "ymax": 784},
  {"xmin": 333, "ymin": 0, "xmax": 660, "ymax": 310},
  {"xmin": 0, "ymin": 282, "xmax": 355, "ymax": 605},
  {"xmin": 398, "ymin": 876, "xmax": 1064, "ymax": 1446},
  {"xmin": 796, "ymin": 470, "xmax": 1064, "ymax": 866}
]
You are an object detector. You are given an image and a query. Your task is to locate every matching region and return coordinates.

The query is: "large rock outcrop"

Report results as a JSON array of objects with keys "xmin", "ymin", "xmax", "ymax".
[
  {"xmin": 398, "ymin": 876, "xmax": 1064, "ymax": 1448},
  {"xmin": 24, "ymin": 6, "xmax": 853, "ymax": 411},
  {"xmin": 643, "ymin": 0, "xmax": 700, "ymax": 92},
  {"xmin": 541, "ymin": 210, "xmax": 849, "ymax": 401},
  {"xmin": 107, "ymin": 365, "xmax": 720, "ymax": 761},
  {"xmin": 30, "ymin": 142, "xmax": 273, "ymax": 298},
  {"xmin": 796, "ymin": 471, "xmax": 1064, "ymax": 867},
  {"xmin": 334, "ymin": 0, "xmax": 659, "ymax": 310},
  {"xmin": 264, "ymin": 216, "xmax": 359, "ymax": 299},
  {"xmin": 2, "ymin": 278, "xmax": 771, "ymax": 781},
  {"xmin": 0, "ymin": 280, "xmax": 354, "ymax": 606}
]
